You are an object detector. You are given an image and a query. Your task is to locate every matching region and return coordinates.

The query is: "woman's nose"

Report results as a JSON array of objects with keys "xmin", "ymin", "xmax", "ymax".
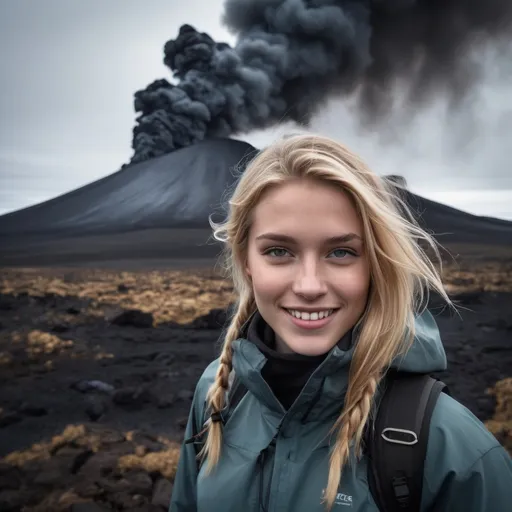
[{"xmin": 291, "ymin": 262, "xmax": 328, "ymax": 299}]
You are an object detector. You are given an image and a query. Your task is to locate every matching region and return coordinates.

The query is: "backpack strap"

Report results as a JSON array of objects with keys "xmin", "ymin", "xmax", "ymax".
[{"xmin": 367, "ymin": 372, "xmax": 448, "ymax": 512}]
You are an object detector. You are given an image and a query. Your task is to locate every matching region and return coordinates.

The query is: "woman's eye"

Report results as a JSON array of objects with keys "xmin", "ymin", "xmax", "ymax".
[
  {"xmin": 329, "ymin": 249, "xmax": 353, "ymax": 259},
  {"xmin": 265, "ymin": 247, "xmax": 289, "ymax": 257}
]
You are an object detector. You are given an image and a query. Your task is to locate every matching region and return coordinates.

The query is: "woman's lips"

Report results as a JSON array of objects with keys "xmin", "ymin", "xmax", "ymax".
[{"xmin": 282, "ymin": 307, "xmax": 339, "ymax": 330}]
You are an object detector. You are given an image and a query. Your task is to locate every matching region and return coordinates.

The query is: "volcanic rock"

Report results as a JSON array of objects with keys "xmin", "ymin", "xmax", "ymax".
[
  {"xmin": 185, "ymin": 307, "xmax": 230, "ymax": 329},
  {"xmin": 111, "ymin": 310, "xmax": 154, "ymax": 328}
]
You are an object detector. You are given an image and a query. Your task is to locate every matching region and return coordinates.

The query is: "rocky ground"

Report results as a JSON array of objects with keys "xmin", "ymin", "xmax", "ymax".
[{"xmin": 0, "ymin": 254, "xmax": 511, "ymax": 511}]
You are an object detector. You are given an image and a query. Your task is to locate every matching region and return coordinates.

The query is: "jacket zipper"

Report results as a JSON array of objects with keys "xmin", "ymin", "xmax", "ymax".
[{"xmin": 258, "ymin": 425, "xmax": 281, "ymax": 512}]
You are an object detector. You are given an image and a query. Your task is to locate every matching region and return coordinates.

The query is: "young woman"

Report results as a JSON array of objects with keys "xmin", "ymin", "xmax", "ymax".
[{"xmin": 169, "ymin": 134, "xmax": 512, "ymax": 511}]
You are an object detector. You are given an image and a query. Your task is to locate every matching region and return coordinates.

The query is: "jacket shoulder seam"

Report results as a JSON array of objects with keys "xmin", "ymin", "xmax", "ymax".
[{"xmin": 459, "ymin": 444, "xmax": 503, "ymax": 480}]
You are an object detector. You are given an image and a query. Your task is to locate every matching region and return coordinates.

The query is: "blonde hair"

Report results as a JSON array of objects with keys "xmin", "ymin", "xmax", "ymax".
[{"xmin": 202, "ymin": 134, "xmax": 452, "ymax": 510}]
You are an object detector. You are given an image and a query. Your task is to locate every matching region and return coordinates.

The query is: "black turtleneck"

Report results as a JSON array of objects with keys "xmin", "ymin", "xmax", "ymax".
[{"xmin": 245, "ymin": 311, "xmax": 351, "ymax": 410}]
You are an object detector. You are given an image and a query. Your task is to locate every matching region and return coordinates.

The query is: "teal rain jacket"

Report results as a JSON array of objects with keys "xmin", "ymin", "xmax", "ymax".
[{"xmin": 169, "ymin": 310, "xmax": 512, "ymax": 511}]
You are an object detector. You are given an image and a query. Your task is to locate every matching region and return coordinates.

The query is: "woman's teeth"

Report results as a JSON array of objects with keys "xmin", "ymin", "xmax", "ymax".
[{"xmin": 286, "ymin": 309, "xmax": 334, "ymax": 321}]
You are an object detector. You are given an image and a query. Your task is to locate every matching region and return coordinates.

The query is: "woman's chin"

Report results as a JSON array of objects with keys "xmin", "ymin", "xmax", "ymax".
[{"xmin": 277, "ymin": 338, "xmax": 334, "ymax": 357}]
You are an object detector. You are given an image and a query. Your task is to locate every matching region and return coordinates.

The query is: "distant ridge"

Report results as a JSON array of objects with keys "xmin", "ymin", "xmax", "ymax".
[{"xmin": 0, "ymin": 138, "xmax": 511, "ymax": 267}]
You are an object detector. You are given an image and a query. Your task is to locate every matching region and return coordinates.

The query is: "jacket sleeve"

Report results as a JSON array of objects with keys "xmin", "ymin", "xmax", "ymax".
[
  {"xmin": 425, "ymin": 393, "xmax": 512, "ymax": 512},
  {"xmin": 434, "ymin": 444, "xmax": 512, "ymax": 512},
  {"xmin": 168, "ymin": 387, "xmax": 207, "ymax": 512}
]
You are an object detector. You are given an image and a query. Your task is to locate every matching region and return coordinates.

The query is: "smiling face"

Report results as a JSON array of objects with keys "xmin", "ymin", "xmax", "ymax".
[{"xmin": 245, "ymin": 178, "xmax": 371, "ymax": 356}]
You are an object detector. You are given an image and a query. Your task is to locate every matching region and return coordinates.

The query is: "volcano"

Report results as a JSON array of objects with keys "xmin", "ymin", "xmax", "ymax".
[{"xmin": 0, "ymin": 138, "xmax": 511, "ymax": 268}]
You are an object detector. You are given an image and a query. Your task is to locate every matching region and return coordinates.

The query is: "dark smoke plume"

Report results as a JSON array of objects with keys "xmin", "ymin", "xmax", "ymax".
[{"xmin": 130, "ymin": 0, "xmax": 512, "ymax": 163}]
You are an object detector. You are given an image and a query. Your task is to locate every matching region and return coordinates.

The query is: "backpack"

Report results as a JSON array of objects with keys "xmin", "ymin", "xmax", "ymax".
[{"xmin": 187, "ymin": 370, "xmax": 448, "ymax": 512}]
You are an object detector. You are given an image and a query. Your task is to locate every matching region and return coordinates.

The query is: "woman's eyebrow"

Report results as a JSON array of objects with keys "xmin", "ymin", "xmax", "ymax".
[{"xmin": 255, "ymin": 232, "xmax": 363, "ymax": 244}]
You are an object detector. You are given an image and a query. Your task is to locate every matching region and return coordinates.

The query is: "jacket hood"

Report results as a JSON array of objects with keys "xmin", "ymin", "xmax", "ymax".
[
  {"xmin": 235, "ymin": 307, "xmax": 447, "ymax": 376},
  {"xmin": 390, "ymin": 309, "xmax": 447, "ymax": 374}
]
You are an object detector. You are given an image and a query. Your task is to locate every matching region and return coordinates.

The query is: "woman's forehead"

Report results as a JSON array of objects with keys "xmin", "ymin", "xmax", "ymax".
[{"xmin": 250, "ymin": 180, "xmax": 363, "ymax": 236}]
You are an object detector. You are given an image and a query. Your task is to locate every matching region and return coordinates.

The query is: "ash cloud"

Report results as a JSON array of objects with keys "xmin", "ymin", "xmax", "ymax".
[{"xmin": 130, "ymin": 0, "xmax": 512, "ymax": 164}]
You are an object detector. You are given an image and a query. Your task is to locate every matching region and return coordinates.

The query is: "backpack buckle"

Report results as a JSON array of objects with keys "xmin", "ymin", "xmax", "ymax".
[
  {"xmin": 392, "ymin": 475, "xmax": 410, "ymax": 507},
  {"xmin": 381, "ymin": 427, "xmax": 418, "ymax": 445}
]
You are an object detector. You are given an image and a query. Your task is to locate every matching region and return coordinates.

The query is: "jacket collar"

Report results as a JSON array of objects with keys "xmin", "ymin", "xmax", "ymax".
[
  {"xmin": 231, "ymin": 311, "xmax": 355, "ymax": 422},
  {"xmin": 230, "ymin": 308, "xmax": 446, "ymax": 423}
]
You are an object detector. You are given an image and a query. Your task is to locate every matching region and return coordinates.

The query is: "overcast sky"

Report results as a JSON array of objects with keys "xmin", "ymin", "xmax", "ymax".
[{"xmin": 1, "ymin": 0, "xmax": 511, "ymax": 219}]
